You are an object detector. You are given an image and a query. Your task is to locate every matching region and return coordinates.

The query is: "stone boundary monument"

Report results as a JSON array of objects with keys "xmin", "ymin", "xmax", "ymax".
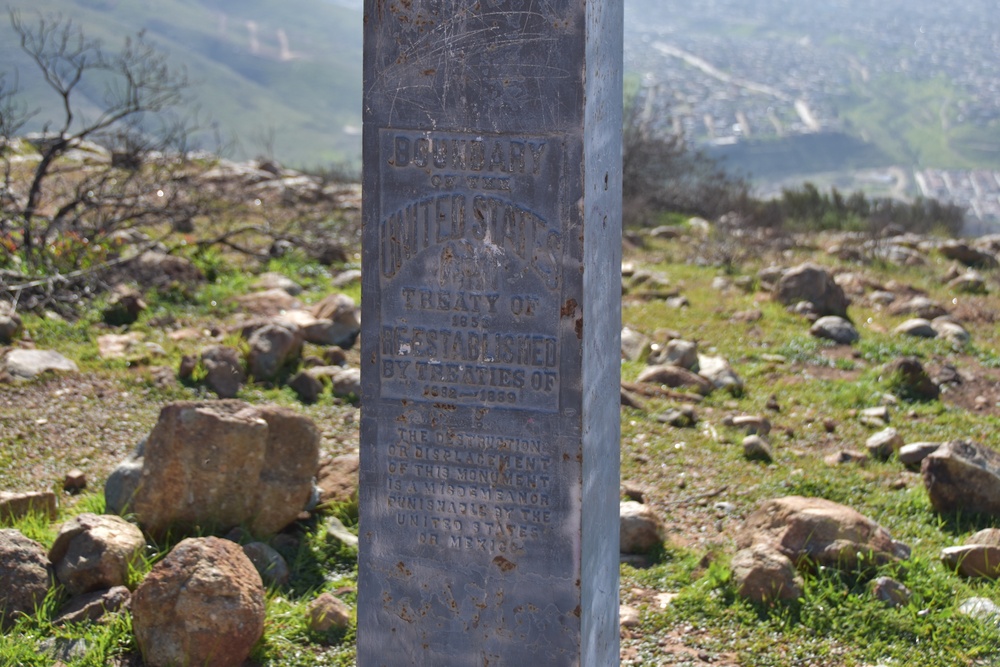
[{"xmin": 359, "ymin": 1, "xmax": 623, "ymax": 665}]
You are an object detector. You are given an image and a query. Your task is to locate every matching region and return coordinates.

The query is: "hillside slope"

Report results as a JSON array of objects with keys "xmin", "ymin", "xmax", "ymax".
[{"xmin": 0, "ymin": 0, "xmax": 363, "ymax": 166}]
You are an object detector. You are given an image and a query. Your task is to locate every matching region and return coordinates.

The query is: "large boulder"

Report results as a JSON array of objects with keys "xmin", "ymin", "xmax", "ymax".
[
  {"xmin": 773, "ymin": 263, "xmax": 850, "ymax": 318},
  {"xmin": 132, "ymin": 537, "xmax": 265, "ymax": 667},
  {"xmin": 922, "ymin": 440, "xmax": 1000, "ymax": 517},
  {"xmin": 253, "ymin": 405, "xmax": 323, "ymax": 535},
  {"xmin": 736, "ymin": 496, "xmax": 909, "ymax": 571},
  {"xmin": 0, "ymin": 529, "xmax": 53, "ymax": 629},
  {"xmin": 48, "ymin": 514, "xmax": 146, "ymax": 596},
  {"xmin": 116, "ymin": 400, "xmax": 320, "ymax": 536},
  {"xmin": 120, "ymin": 401, "xmax": 320, "ymax": 538}
]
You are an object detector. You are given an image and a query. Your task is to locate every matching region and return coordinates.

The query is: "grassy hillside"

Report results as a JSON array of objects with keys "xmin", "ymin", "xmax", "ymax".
[{"xmin": 0, "ymin": 0, "xmax": 363, "ymax": 167}]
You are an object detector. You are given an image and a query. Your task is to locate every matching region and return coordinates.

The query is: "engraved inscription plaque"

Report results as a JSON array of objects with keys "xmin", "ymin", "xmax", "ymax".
[{"xmin": 359, "ymin": 2, "xmax": 622, "ymax": 666}]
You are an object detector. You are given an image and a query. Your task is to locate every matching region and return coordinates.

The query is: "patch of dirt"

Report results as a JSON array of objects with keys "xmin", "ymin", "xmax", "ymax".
[{"xmin": 935, "ymin": 358, "xmax": 1000, "ymax": 417}]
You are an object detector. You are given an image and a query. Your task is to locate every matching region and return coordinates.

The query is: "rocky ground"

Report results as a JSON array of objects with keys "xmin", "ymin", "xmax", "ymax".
[{"xmin": 2, "ymin": 161, "xmax": 1000, "ymax": 664}]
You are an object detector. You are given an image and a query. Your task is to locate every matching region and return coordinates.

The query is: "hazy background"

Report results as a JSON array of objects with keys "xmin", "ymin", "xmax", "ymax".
[{"xmin": 2, "ymin": 0, "xmax": 998, "ymax": 223}]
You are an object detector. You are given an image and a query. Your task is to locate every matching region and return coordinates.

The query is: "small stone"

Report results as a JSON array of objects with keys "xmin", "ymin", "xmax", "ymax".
[
  {"xmin": 732, "ymin": 415, "xmax": 771, "ymax": 436},
  {"xmin": 0, "ymin": 304, "xmax": 23, "ymax": 344},
  {"xmin": 619, "ymin": 501, "xmax": 664, "ymax": 555},
  {"xmin": 620, "ymin": 480, "xmax": 648, "ymax": 503},
  {"xmin": 894, "ymin": 318, "xmax": 937, "ymax": 338},
  {"xmin": 288, "ymin": 370, "xmax": 325, "ymax": 404},
  {"xmin": 860, "ymin": 406, "xmax": 890, "ymax": 425},
  {"xmin": 665, "ymin": 296, "xmax": 689, "ymax": 309},
  {"xmin": 200, "ymin": 346, "xmax": 246, "ymax": 399},
  {"xmin": 866, "ymin": 428, "xmax": 904, "ymax": 461},
  {"xmin": 4, "ymin": 349, "xmax": 78, "ymax": 380},
  {"xmin": 242, "ymin": 542, "xmax": 291, "ymax": 588},
  {"xmin": 898, "ymin": 442, "xmax": 942, "ymax": 470},
  {"xmin": 48, "ymin": 513, "xmax": 146, "ymax": 596},
  {"xmin": 0, "ymin": 529, "xmax": 53, "ymax": 629},
  {"xmin": 882, "ymin": 357, "xmax": 939, "ymax": 400},
  {"xmin": 619, "ymin": 605, "xmax": 641, "ymax": 628},
  {"xmin": 656, "ymin": 406, "xmax": 697, "ymax": 428},
  {"xmin": 326, "ymin": 516, "xmax": 360, "ymax": 549},
  {"xmin": 649, "ymin": 339, "xmax": 698, "ymax": 370},
  {"xmin": 54, "ymin": 586, "xmax": 131, "ymax": 625},
  {"xmin": 942, "ymin": 545, "xmax": 1000, "ymax": 579},
  {"xmin": 308, "ymin": 592, "xmax": 352, "ymax": 632},
  {"xmin": 871, "ymin": 577, "xmax": 911, "ymax": 607},
  {"xmin": 932, "ymin": 318, "xmax": 971, "ymax": 347},
  {"xmin": 252, "ymin": 272, "xmax": 303, "ymax": 296},
  {"xmin": 637, "ymin": 364, "xmax": 714, "ymax": 395},
  {"xmin": 63, "ymin": 470, "xmax": 87, "ymax": 493},
  {"xmin": 959, "ymin": 598, "xmax": 1000, "ymax": 627},
  {"xmin": 810, "ymin": 316, "xmax": 860, "ymax": 345},
  {"xmin": 177, "ymin": 355, "xmax": 197, "ymax": 379},
  {"xmin": 743, "ymin": 435, "xmax": 773, "ymax": 463},
  {"xmin": 620, "ymin": 327, "xmax": 651, "ymax": 362},
  {"xmin": 922, "ymin": 440, "xmax": 1000, "ymax": 517},
  {"xmin": 731, "ymin": 544, "xmax": 803, "ymax": 604},
  {"xmin": 824, "ymin": 450, "xmax": 868, "ymax": 466},
  {"xmin": 698, "ymin": 354, "xmax": 744, "ymax": 395},
  {"xmin": 324, "ymin": 347, "xmax": 348, "ymax": 366}
]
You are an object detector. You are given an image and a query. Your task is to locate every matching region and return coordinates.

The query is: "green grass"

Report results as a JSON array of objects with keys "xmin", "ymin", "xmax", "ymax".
[{"xmin": 842, "ymin": 76, "xmax": 995, "ymax": 169}]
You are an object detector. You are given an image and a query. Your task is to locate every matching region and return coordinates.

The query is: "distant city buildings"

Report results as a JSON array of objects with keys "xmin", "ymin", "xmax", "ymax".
[
  {"xmin": 916, "ymin": 169, "xmax": 1000, "ymax": 226},
  {"xmin": 624, "ymin": 0, "xmax": 1000, "ymax": 228}
]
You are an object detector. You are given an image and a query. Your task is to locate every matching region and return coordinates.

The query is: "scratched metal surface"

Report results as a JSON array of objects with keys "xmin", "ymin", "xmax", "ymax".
[{"xmin": 359, "ymin": 2, "xmax": 621, "ymax": 665}]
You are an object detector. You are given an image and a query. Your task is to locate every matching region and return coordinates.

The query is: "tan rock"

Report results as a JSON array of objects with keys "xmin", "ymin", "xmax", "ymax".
[
  {"xmin": 132, "ymin": 537, "xmax": 265, "ymax": 667},
  {"xmin": 317, "ymin": 453, "xmax": 360, "ymax": 505},
  {"xmin": 0, "ymin": 529, "xmax": 53, "ymax": 629},
  {"xmin": 941, "ymin": 545, "xmax": 1000, "ymax": 579},
  {"xmin": 922, "ymin": 440, "xmax": 1000, "ymax": 517},
  {"xmin": 620, "ymin": 501, "xmax": 663, "ymax": 554},
  {"xmin": 128, "ymin": 401, "xmax": 319, "ymax": 539},
  {"xmin": 736, "ymin": 496, "xmax": 909, "ymax": 571},
  {"xmin": 731, "ymin": 543, "xmax": 803, "ymax": 604},
  {"xmin": 308, "ymin": 592, "xmax": 352, "ymax": 632},
  {"xmin": 48, "ymin": 514, "xmax": 145, "ymax": 596},
  {"xmin": 636, "ymin": 364, "xmax": 714, "ymax": 395},
  {"xmin": 0, "ymin": 491, "xmax": 58, "ymax": 522}
]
